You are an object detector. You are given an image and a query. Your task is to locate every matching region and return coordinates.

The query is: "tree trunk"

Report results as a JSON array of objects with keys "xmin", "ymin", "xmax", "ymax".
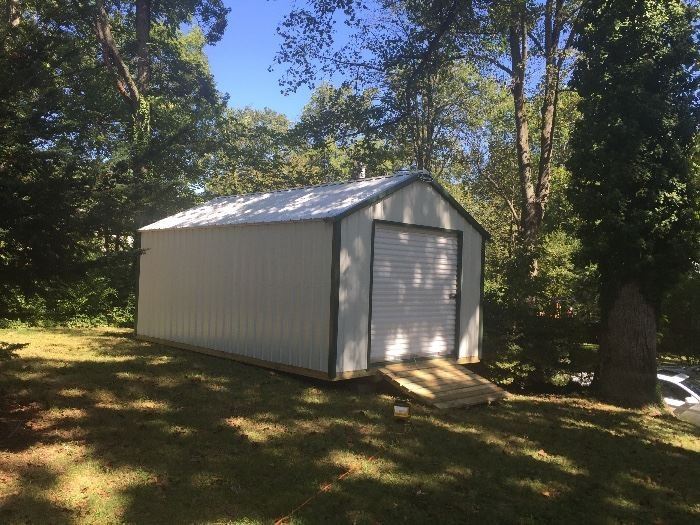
[
  {"xmin": 535, "ymin": 0, "xmax": 564, "ymax": 227},
  {"xmin": 508, "ymin": 13, "xmax": 538, "ymax": 248},
  {"xmin": 596, "ymin": 282, "xmax": 659, "ymax": 407},
  {"xmin": 135, "ymin": 0, "xmax": 151, "ymax": 93}
]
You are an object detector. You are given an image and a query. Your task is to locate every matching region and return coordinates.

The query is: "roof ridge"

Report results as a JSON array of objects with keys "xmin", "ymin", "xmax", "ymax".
[{"xmin": 209, "ymin": 172, "xmax": 412, "ymax": 202}]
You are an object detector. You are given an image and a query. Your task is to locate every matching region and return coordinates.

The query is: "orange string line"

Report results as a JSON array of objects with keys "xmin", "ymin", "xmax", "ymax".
[{"xmin": 273, "ymin": 455, "xmax": 377, "ymax": 525}]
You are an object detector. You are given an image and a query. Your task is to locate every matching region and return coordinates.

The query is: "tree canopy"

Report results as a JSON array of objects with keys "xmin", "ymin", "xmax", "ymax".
[{"xmin": 568, "ymin": 0, "xmax": 700, "ymax": 405}]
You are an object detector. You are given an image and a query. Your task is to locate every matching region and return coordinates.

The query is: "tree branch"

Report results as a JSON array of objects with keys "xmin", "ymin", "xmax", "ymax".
[
  {"xmin": 478, "ymin": 166, "xmax": 520, "ymax": 224},
  {"xmin": 94, "ymin": 0, "xmax": 139, "ymax": 110}
]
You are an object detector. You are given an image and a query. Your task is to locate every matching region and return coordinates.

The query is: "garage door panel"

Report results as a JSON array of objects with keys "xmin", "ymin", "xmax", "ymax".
[{"xmin": 370, "ymin": 223, "xmax": 459, "ymax": 363}]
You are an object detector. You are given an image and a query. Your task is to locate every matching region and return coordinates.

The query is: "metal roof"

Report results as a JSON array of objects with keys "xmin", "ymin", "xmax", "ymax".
[
  {"xmin": 139, "ymin": 171, "xmax": 489, "ymax": 238},
  {"xmin": 140, "ymin": 173, "xmax": 416, "ymax": 231}
]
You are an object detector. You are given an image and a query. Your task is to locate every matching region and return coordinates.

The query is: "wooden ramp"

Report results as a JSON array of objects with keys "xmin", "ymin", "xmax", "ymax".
[{"xmin": 378, "ymin": 359, "xmax": 506, "ymax": 408}]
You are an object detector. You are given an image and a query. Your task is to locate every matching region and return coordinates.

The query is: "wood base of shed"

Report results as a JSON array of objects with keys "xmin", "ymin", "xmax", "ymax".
[
  {"xmin": 136, "ymin": 335, "xmax": 480, "ymax": 381},
  {"xmin": 136, "ymin": 335, "xmax": 338, "ymax": 380}
]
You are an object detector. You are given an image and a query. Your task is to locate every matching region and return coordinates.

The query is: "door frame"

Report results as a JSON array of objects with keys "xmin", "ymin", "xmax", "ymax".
[{"xmin": 366, "ymin": 219, "xmax": 464, "ymax": 368}]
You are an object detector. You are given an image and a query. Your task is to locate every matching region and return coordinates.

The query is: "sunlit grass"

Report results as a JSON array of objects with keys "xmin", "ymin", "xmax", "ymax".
[{"xmin": 1, "ymin": 327, "xmax": 698, "ymax": 524}]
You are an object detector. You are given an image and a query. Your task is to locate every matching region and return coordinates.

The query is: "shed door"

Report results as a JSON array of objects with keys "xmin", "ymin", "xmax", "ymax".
[{"xmin": 369, "ymin": 223, "xmax": 460, "ymax": 363}]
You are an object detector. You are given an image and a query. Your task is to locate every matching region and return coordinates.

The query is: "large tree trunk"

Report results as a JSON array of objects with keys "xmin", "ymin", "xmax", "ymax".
[
  {"xmin": 596, "ymin": 282, "xmax": 659, "ymax": 407},
  {"xmin": 135, "ymin": 0, "xmax": 151, "ymax": 93},
  {"xmin": 508, "ymin": 18, "xmax": 538, "ymax": 247},
  {"xmin": 535, "ymin": 0, "xmax": 564, "ymax": 227}
]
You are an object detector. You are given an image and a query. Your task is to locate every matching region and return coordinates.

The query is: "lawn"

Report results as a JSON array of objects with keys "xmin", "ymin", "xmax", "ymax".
[{"xmin": 1, "ymin": 328, "xmax": 698, "ymax": 524}]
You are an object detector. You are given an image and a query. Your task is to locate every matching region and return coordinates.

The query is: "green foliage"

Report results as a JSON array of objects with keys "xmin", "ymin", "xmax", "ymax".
[
  {"xmin": 448, "ymin": 80, "xmax": 597, "ymax": 389},
  {"xmin": 0, "ymin": 2, "xmax": 229, "ymax": 325},
  {"xmin": 482, "ymin": 239, "xmax": 598, "ymax": 390},
  {"xmin": 568, "ymin": 0, "xmax": 700, "ymax": 312},
  {"xmin": 0, "ymin": 272, "xmax": 135, "ymax": 328},
  {"xmin": 659, "ymin": 264, "xmax": 700, "ymax": 363}
]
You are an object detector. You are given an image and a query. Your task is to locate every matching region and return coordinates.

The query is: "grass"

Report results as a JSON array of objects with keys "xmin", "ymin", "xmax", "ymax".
[{"xmin": 1, "ymin": 328, "xmax": 698, "ymax": 524}]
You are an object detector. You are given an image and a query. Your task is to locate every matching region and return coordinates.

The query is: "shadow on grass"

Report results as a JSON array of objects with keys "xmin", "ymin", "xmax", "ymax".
[
  {"xmin": 0, "ymin": 328, "xmax": 698, "ymax": 524},
  {"xmin": 0, "ymin": 341, "xmax": 27, "ymax": 361}
]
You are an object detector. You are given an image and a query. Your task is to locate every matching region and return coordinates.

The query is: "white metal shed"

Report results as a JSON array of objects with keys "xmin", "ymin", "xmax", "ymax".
[{"xmin": 136, "ymin": 171, "xmax": 489, "ymax": 379}]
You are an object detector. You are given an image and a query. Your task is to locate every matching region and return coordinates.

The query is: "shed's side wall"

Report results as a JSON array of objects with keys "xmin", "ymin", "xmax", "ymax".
[
  {"xmin": 137, "ymin": 222, "xmax": 333, "ymax": 373},
  {"xmin": 336, "ymin": 181, "xmax": 483, "ymax": 373}
]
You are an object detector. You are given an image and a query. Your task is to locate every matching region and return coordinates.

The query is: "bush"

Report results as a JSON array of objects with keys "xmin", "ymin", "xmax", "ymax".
[
  {"xmin": 659, "ymin": 265, "xmax": 700, "ymax": 364},
  {"xmin": 481, "ymin": 231, "xmax": 599, "ymax": 391},
  {"xmin": 0, "ymin": 273, "xmax": 135, "ymax": 328},
  {"xmin": 483, "ymin": 296, "xmax": 597, "ymax": 391}
]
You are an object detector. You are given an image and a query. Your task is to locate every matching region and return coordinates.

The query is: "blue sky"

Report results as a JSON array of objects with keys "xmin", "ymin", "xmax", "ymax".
[{"xmin": 204, "ymin": 0, "xmax": 312, "ymax": 121}]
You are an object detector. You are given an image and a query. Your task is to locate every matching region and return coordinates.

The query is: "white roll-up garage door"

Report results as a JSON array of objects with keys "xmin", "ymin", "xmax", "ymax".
[{"xmin": 369, "ymin": 223, "xmax": 460, "ymax": 363}]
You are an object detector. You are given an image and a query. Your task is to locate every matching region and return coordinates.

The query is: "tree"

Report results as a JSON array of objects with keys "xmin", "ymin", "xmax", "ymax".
[
  {"xmin": 275, "ymin": 0, "xmax": 580, "ymax": 255},
  {"xmin": 568, "ymin": 0, "xmax": 700, "ymax": 406},
  {"xmin": 93, "ymin": 0, "xmax": 228, "ymax": 176},
  {"xmin": 206, "ymin": 107, "xmax": 300, "ymax": 195},
  {"xmin": 0, "ymin": 1, "xmax": 230, "ymax": 324}
]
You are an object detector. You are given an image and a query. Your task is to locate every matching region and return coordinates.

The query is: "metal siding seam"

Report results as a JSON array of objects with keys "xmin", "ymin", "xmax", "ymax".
[
  {"xmin": 168, "ymin": 231, "xmax": 173, "ymax": 341},
  {"xmin": 327, "ymin": 220, "xmax": 341, "ymax": 378},
  {"xmin": 214, "ymin": 230, "xmax": 221, "ymax": 347},
  {"xmin": 262, "ymin": 227, "xmax": 271, "ymax": 360},
  {"xmin": 197, "ymin": 230, "xmax": 203, "ymax": 345},
  {"xmin": 204, "ymin": 229, "xmax": 211, "ymax": 347},
  {"xmin": 241, "ymin": 228, "xmax": 250, "ymax": 356},
  {"xmin": 286, "ymin": 229, "xmax": 294, "ymax": 366},
  {"xmin": 194, "ymin": 229, "xmax": 200, "ymax": 344},
  {"xmin": 312, "ymin": 227, "xmax": 320, "ymax": 369},
  {"xmin": 252, "ymin": 227, "xmax": 259, "ymax": 356},
  {"xmin": 182, "ymin": 230, "xmax": 189, "ymax": 342},
  {"xmin": 231, "ymin": 230, "xmax": 240, "ymax": 354},
  {"xmin": 309, "ymin": 226, "xmax": 318, "ymax": 369},
  {"xmin": 238, "ymin": 229, "xmax": 244, "ymax": 353},
  {"xmin": 149, "ymin": 233, "xmax": 157, "ymax": 338},
  {"xmin": 276, "ymin": 226, "xmax": 284, "ymax": 363},
  {"xmin": 300, "ymin": 229, "xmax": 310, "ymax": 366},
  {"xmin": 156, "ymin": 233, "xmax": 164, "ymax": 339}
]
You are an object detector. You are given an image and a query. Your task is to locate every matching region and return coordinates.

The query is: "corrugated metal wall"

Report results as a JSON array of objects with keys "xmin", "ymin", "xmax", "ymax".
[
  {"xmin": 137, "ymin": 221, "xmax": 333, "ymax": 373},
  {"xmin": 336, "ymin": 181, "xmax": 483, "ymax": 373}
]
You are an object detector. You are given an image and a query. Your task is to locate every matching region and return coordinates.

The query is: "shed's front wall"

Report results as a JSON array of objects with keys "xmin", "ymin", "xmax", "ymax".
[
  {"xmin": 336, "ymin": 181, "xmax": 483, "ymax": 374},
  {"xmin": 137, "ymin": 221, "xmax": 333, "ymax": 373}
]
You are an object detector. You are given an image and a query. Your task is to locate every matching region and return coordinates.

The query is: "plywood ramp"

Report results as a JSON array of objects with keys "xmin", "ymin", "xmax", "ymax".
[{"xmin": 378, "ymin": 359, "xmax": 506, "ymax": 408}]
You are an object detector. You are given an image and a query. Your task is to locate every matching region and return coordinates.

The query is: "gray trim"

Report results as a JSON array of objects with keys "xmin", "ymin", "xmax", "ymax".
[
  {"xmin": 134, "ymin": 232, "xmax": 141, "ymax": 333},
  {"xmin": 366, "ymin": 220, "xmax": 463, "ymax": 367},
  {"xmin": 365, "ymin": 221, "xmax": 377, "ymax": 369},
  {"xmin": 327, "ymin": 220, "xmax": 341, "ymax": 379},
  {"xmin": 478, "ymin": 238, "xmax": 486, "ymax": 359}
]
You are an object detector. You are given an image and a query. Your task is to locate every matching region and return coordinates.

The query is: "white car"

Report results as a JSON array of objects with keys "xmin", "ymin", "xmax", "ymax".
[{"xmin": 658, "ymin": 370, "xmax": 700, "ymax": 426}]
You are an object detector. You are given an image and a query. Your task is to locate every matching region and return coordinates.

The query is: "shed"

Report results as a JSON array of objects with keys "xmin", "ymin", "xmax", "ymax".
[{"xmin": 136, "ymin": 171, "xmax": 489, "ymax": 380}]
